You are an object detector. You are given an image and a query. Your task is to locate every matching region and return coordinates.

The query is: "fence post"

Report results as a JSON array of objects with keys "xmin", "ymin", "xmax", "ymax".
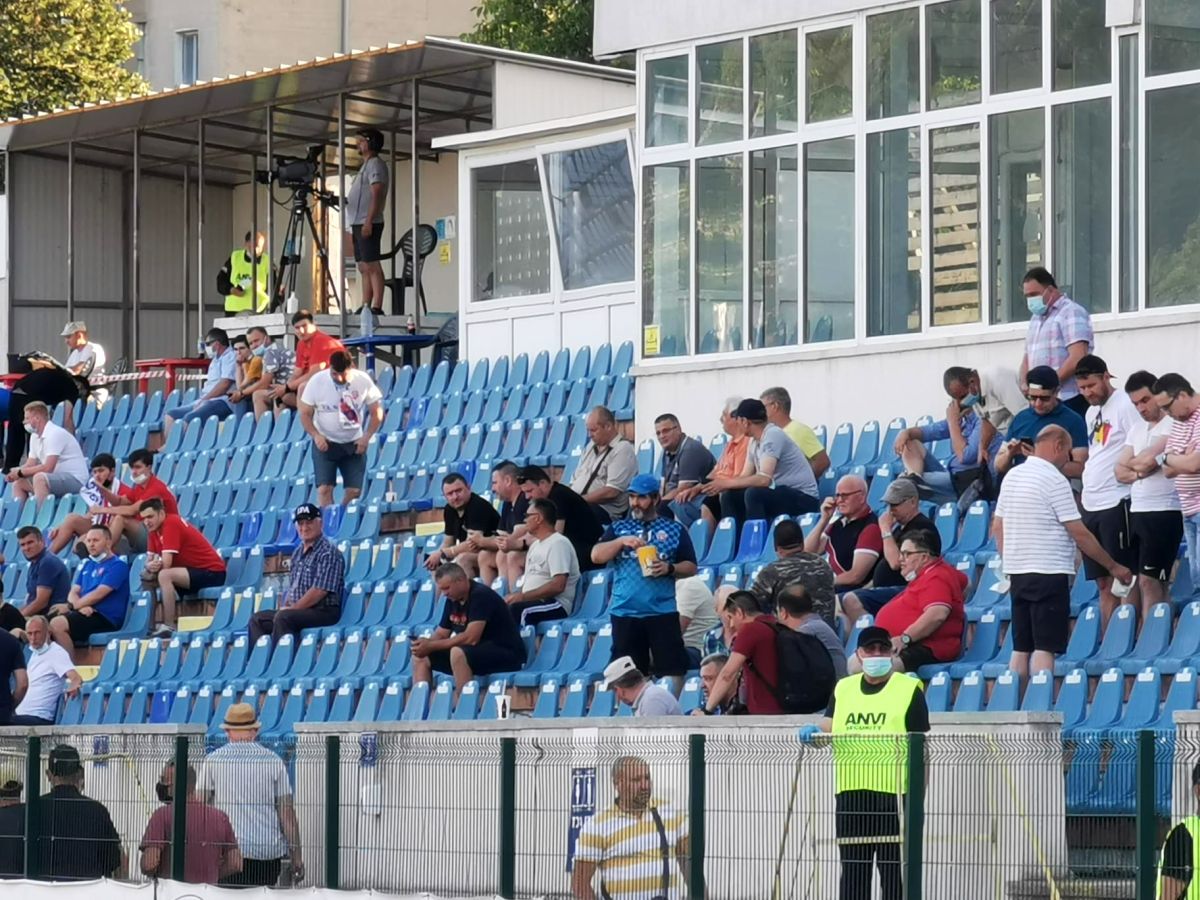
[
  {"xmin": 23, "ymin": 735, "xmax": 40, "ymax": 880},
  {"xmin": 324, "ymin": 734, "xmax": 341, "ymax": 890},
  {"xmin": 171, "ymin": 735, "xmax": 188, "ymax": 880},
  {"xmin": 688, "ymin": 733, "xmax": 706, "ymax": 899},
  {"xmin": 903, "ymin": 732, "xmax": 926, "ymax": 900},
  {"xmin": 1136, "ymin": 729, "xmax": 1156, "ymax": 900},
  {"xmin": 498, "ymin": 736, "xmax": 517, "ymax": 899}
]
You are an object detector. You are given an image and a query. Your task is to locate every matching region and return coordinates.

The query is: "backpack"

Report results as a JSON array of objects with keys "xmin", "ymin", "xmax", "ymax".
[{"xmin": 748, "ymin": 621, "xmax": 838, "ymax": 714}]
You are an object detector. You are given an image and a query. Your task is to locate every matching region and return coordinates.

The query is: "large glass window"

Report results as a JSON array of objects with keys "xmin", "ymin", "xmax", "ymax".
[
  {"xmin": 1052, "ymin": 0, "xmax": 1110, "ymax": 90},
  {"xmin": 542, "ymin": 141, "xmax": 635, "ymax": 291},
  {"xmin": 696, "ymin": 155, "xmax": 744, "ymax": 352},
  {"xmin": 867, "ymin": 128, "xmax": 921, "ymax": 337},
  {"xmin": 867, "ymin": 9, "xmax": 920, "ymax": 120},
  {"xmin": 1119, "ymin": 36, "xmax": 1139, "ymax": 313},
  {"xmin": 927, "ymin": 0, "xmax": 981, "ymax": 110},
  {"xmin": 992, "ymin": 0, "xmax": 1042, "ymax": 94},
  {"xmin": 807, "ymin": 27, "xmax": 853, "ymax": 122},
  {"xmin": 1148, "ymin": 84, "xmax": 1200, "ymax": 308},
  {"xmin": 1053, "ymin": 99, "xmax": 1111, "ymax": 314},
  {"xmin": 472, "ymin": 160, "xmax": 551, "ymax": 302},
  {"xmin": 1148, "ymin": 0, "xmax": 1200, "ymax": 76},
  {"xmin": 751, "ymin": 147, "xmax": 799, "ymax": 348},
  {"xmin": 931, "ymin": 124, "xmax": 981, "ymax": 326},
  {"xmin": 751, "ymin": 30, "xmax": 798, "ymax": 137},
  {"xmin": 805, "ymin": 138, "xmax": 855, "ymax": 343},
  {"xmin": 642, "ymin": 163, "xmax": 690, "ymax": 356},
  {"xmin": 989, "ymin": 109, "xmax": 1045, "ymax": 323},
  {"xmin": 697, "ymin": 41, "xmax": 744, "ymax": 146},
  {"xmin": 646, "ymin": 56, "xmax": 689, "ymax": 147}
]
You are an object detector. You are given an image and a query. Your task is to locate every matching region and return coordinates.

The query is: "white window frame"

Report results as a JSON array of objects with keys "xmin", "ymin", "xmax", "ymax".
[{"xmin": 176, "ymin": 29, "xmax": 199, "ymax": 85}]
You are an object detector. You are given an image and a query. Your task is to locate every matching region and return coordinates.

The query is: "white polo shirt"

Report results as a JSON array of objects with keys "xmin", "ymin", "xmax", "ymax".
[
  {"xmin": 995, "ymin": 456, "xmax": 1081, "ymax": 576},
  {"xmin": 16, "ymin": 644, "xmax": 75, "ymax": 721}
]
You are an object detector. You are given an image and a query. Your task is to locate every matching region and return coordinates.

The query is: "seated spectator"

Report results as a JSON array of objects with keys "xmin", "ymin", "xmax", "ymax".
[
  {"xmin": 854, "ymin": 528, "xmax": 966, "ymax": 674},
  {"xmin": 774, "ymin": 583, "xmax": 848, "ymax": 679},
  {"xmin": 249, "ymin": 504, "xmax": 344, "ymax": 645},
  {"xmin": 706, "ymin": 398, "xmax": 819, "ymax": 522},
  {"xmin": 411, "ymin": 563, "xmax": 527, "ymax": 695},
  {"xmin": 299, "ymin": 350, "xmax": 383, "ymax": 508},
  {"xmin": 425, "ymin": 472, "xmax": 500, "ymax": 580},
  {"xmin": 3, "ymin": 355, "xmax": 89, "ymax": 472},
  {"xmin": 286, "ymin": 309, "xmax": 345, "ymax": 404},
  {"xmin": 140, "ymin": 761, "xmax": 242, "ymax": 884},
  {"xmin": 7, "ymin": 400, "xmax": 89, "ymax": 507},
  {"xmin": 676, "ymin": 576, "xmax": 718, "ymax": 668},
  {"xmin": 761, "ymin": 386, "xmax": 831, "ymax": 479},
  {"xmin": 66, "ymin": 448, "xmax": 179, "ymax": 555},
  {"xmin": 504, "ymin": 498, "xmax": 579, "ymax": 627},
  {"xmin": 698, "ymin": 590, "xmax": 784, "ymax": 715},
  {"xmin": 698, "ymin": 652, "xmax": 732, "ymax": 714},
  {"xmin": 674, "ymin": 397, "xmax": 750, "ymax": 528},
  {"xmin": 62, "ymin": 321, "xmax": 108, "ymax": 407},
  {"xmin": 518, "ymin": 466, "xmax": 603, "ymax": 572},
  {"xmin": 894, "ymin": 367, "xmax": 1005, "ymax": 503},
  {"xmin": 569, "ymin": 405, "xmax": 638, "ymax": 525},
  {"xmin": 748, "ymin": 519, "xmax": 837, "ymax": 625},
  {"xmin": 603, "ymin": 656, "xmax": 682, "ymax": 716},
  {"xmin": 654, "ymin": 413, "xmax": 715, "ymax": 527},
  {"xmin": 227, "ymin": 334, "xmax": 260, "ymax": 409},
  {"xmin": 10, "ymin": 616, "xmax": 80, "ymax": 726},
  {"xmin": 48, "ymin": 525, "xmax": 130, "ymax": 661},
  {"xmin": 48, "ymin": 452, "xmax": 128, "ymax": 558},
  {"xmin": 840, "ymin": 479, "xmax": 938, "ymax": 622},
  {"xmin": 140, "ymin": 498, "xmax": 227, "ymax": 638},
  {"xmin": 933, "ymin": 366, "xmax": 1025, "ymax": 435},
  {"xmin": 246, "ymin": 326, "xmax": 295, "ymax": 419},
  {"xmin": 0, "ymin": 526, "xmax": 70, "ymax": 635},
  {"xmin": 0, "ymin": 631, "xmax": 25, "ymax": 726},
  {"xmin": 476, "ymin": 461, "xmax": 529, "ymax": 586},
  {"xmin": 163, "ymin": 328, "xmax": 238, "ymax": 438},
  {"xmin": 995, "ymin": 366, "xmax": 1088, "ymax": 476},
  {"xmin": 804, "ymin": 475, "xmax": 883, "ymax": 591}
]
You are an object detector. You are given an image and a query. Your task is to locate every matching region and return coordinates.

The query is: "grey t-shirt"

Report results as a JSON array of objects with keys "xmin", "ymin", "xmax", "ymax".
[
  {"xmin": 749, "ymin": 424, "xmax": 818, "ymax": 497},
  {"xmin": 346, "ymin": 155, "xmax": 389, "ymax": 226},
  {"xmin": 570, "ymin": 439, "xmax": 639, "ymax": 519},
  {"xmin": 633, "ymin": 682, "xmax": 682, "ymax": 717},
  {"xmin": 662, "ymin": 435, "xmax": 716, "ymax": 493},
  {"xmin": 797, "ymin": 617, "xmax": 848, "ymax": 679},
  {"xmin": 199, "ymin": 739, "xmax": 293, "ymax": 860}
]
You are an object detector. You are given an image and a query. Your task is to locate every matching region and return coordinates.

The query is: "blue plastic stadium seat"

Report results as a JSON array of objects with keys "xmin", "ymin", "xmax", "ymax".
[
  {"xmin": 924, "ymin": 672, "xmax": 951, "ymax": 713},
  {"xmin": 1159, "ymin": 602, "xmax": 1200, "ymax": 673},
  {"xmin": 1020, "ymin": 671, "xmax": 1054, "ymax": 712},
  {"xmin": 952, "ymin": 671, "xmax": 985, "ymax": 712},
  {"xmin": 1054, "ymin": 669, "xmax": 1090, "ymax": 733},
  {"xmin": 512, "ymin": 626, "xmax": 564, "ymax": 688},
  {"xmin": 934, "ymin": 505, "xmax": 959, "ymax": 557},
  {"xmin": 1083, "ymin": 605, "xmax": 1137, "ymax": 676},
  {"xmin": 986, "ymin": 670, "xmax": 1021, "ymax": 712},
  {"xmin": 570, "ymin": 624, "xmax": 613, "ymax": 682},
  {"xmin": 1053, "ymin": 606, "xmax": 1102, "ymax": 675},
  {"xmin": 731, "ymin": 520, "xmax": 767, "ymax": 564},
  {"xmin": 947, "ymin": 611, "xmax": 1001, "ymax": 679},
  {"xmin": 699, "ymin": 518, "xmax": 737, "ymax": 567},
  {"xmin": 688, "ymin": 520, "xmax": 711, "ymax": 561},
  {"xmin": 587, "ymin": 685, "xmax": 615, "ymax": 718},
  {"xmin": 1121, "ymin": 602, "xmax": 1173, "ymax": 673},
  {"xmin": 533, "ymin": 679, "xmax": 561, "ymax": 718}
]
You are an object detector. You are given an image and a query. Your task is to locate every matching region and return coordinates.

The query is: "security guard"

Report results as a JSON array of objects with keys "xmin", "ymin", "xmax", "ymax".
[
  {"xmin": 799, "ymin": 625, "xmax": 929, "ymax": 900},
  {"xmin": 217, "ymin": 231, "xmax": 272, "ymax": 314},
  {"xmin": 1158, "ymin": 762, "xmax": 1200, "ymax": 899}
]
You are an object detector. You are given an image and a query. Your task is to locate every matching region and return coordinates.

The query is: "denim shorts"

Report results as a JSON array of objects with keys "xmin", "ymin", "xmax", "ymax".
[{"xmin": 312, "ymin": 440, "xmax": 367, "ymax": 489}]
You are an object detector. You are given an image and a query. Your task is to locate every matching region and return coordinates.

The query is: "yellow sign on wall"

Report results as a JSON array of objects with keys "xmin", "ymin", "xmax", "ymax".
[
  {"xmin": 643, "ymin": 324, "xmax": 660, "ymax": 356},
  {"xmin": 438, "ymin": 243, "xmax": 452, "ymax": 265}
]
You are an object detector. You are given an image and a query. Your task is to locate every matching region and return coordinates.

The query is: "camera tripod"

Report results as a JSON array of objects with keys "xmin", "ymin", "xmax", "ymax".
[{"xmin": 271, "ymin": 187, "xmax": 343, "ymax": 313}]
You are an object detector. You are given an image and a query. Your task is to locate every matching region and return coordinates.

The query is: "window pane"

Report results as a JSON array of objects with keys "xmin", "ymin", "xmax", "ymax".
[
  {"xmin": 646, "ymin": 55, "xmax": 688, "ymax": 147},
  {"xmin": 1148, "ymin": 0, "xmax": 1200, "ymax": 76},
  {"xmin": 806, "ymin": 27, "xmax": 853, "ymax": 122},
  {"xmin": 751, "ymin": 30, "xmax": 797, "ymax": 137},
  {"xmin": 868, "ymin": 9, "xmax": 920, "ymax": 120},
  {"xmin": 1119, "ymin": 35, "xmax": 1139, "ymax": 313},
  {"xmin": 931, "ymin": 124, "xmax": 981, "ymax": 326},
  {"xmin": 472, "ymin": 160, "xmax": 550, "ymax": 302},
  {"xmin": 642, "ymin": 163, "xmax": 690, "ymax": 357},
  {"xmin": 1148, "ymin": 84, "xmax": 1200, "ymax": 308},
  {"xmin": 989, "ymin": 109, "xmax": 1045, "ymax": 324},
  {"xmin": 751, "ymin": 147, "xmax": 798, "ymax": 348},
  {"xmin": 805, "ymin": 138, "xmax": 855, "ymax": 343},
  {"xmin": 696, "ymin": 155, "xmax": 743, "ymax": 353},
  {"xmin": 543, "ymin": 141, "xmax": 635, "ymax": 291},
  {"xmin": 992, "ymin": 0, "xmax": 1042, "ymax": 94},
  {"xmin": 1053, "ymin": 99, "xmax": 1111, "ymax": 314},
  {"xmin": 1052, "ymin": 0, "xmax": 1111, "ymax": 89},
  {"xmin": 927, "ymin": 0, "xmax": 981, "ymax": 110},
  {"xmin": 697, "ymin": 40, "xmax": 744, "ymax": 145},
  {"xmin": 867, "ymin": 128, "xmax": 921, "ymax": 336}
]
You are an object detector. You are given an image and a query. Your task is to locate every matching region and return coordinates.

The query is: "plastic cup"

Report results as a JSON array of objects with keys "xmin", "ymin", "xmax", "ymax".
[{"xmin": 636, "ymin": 545, "xmax": 660, "ymax": 576}]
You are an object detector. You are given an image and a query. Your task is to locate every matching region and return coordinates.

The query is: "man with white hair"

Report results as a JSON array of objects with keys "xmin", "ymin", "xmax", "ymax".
[
  {"xmin": 674, "ymin": 397, "xmax": 748, "ymax": 527},
  {"xmin": 804, "ymin": 474, "xmax": 882, "ymax": 591},
  {"xmin": 11, "ymin": 615, "xmax": 80, "ymax": 726}
]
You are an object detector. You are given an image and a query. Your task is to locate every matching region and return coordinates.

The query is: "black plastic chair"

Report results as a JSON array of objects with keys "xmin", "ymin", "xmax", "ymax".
[{"xmin": 382, "ymin": 224, "xmax": 438, "ymax": 315}]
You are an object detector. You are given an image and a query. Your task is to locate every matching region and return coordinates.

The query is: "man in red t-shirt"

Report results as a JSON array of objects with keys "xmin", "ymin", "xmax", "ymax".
[
  {"xmin": 84, "ymin": 448, "xmax": 179, "ymax": 554},
  {"xmin": 696, "ymin": 589, "xmax": 784, "ymax": 715},
  {"xmin": 285, "ymin": 309, "xmax": 344, "ymax": 407},
  {"xmin": 140, "ymin": 760, "xmax": 242, "ymax": 884},
  {"xmin": 140, "ymin": 498, "xmax": 226, "ymax": 638}
]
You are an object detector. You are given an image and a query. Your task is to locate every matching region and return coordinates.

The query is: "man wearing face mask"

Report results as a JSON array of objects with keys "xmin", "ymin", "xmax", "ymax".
[
  {"xmin": 1019, "ymin": 266, "xmax": 1094, "ymax": 418},
  {"xmin": 78, "ymin": 448, "xmax": 179, "ymax": 555},
  {"xmin": 10, "ymin": 616, "xmax": 79, "ymax": 726},
  {"xmin": 47, "ymin": 525, "xmax": 130, "ymax": 662},
  {"xmin": 245, "ymin": 326, "xmax": 295, "ymax": 419},
  {"xmin": 162, "ymin": 328, "xmax": 238, "ymax": 439},
  {"xmin": 140, "ymin": 761, "xmax": 241, "ymax": 884}
]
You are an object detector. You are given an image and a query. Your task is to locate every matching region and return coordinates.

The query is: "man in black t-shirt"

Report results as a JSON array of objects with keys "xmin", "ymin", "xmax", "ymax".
[
  {"xmin": 476, "ymin": 461, "xmax": 530, "ymax": 587},
  {"xmin": 1159, "ymin": 761, "xmax": 1200, "ymax": 899},
  {"xmin": 0, "ymin": 631, "xmax": 27, "ymax": 725},
  {"xmin": 517, "ymin": 465, "xmax": 603, "ymax": 572},
  {"xmin": 424, "ymin": 472, "xmax": 499, "ymax": 580}
]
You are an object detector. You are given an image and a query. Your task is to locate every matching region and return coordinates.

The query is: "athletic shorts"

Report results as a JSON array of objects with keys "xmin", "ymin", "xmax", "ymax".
[
  {"xmin": 41, "ymin": 472, "xmax": 84, "ymax": 496},
  {"xmin": 430, "ymin": 643, "xmax": 525, "ymax": 677},
  {"xmin": 1010, "ymin": 573, "xmax": 1070, "ymax": 654},
  {"xmin": 898, "ymin": 642, "xmax": 939, "ymax": 673},
  {"xmin": 610, "ymin": 612, "xmax": 691, "ymax": 678},
  {"xmin": 312, "ymin": 440, "xmax": 367, "ymax": 490},
  {"xmin": 187, "ymin": 568, "xmax": 227, "ymax": 592},
  {"xmin": 1130, "ymin": 510, "xmax": 1184, "ymax": 582},
  {"xmin": 1081, "ymin": 500, "xmax": 1135, "ymax": 581},
  {"xmin": 847, "ymin": 586, "xmax": 905, "ymax": 616},
  {"xmin": 60, "ymin": 609, "xmax": 118, "ymax": 644},
  {"xmin": 508, "ymin": 598, "xmax": 568, "ymax": 629},
  {"xmin": 351, "ymin": 224, "xmax": 383, "ymax": 263}
]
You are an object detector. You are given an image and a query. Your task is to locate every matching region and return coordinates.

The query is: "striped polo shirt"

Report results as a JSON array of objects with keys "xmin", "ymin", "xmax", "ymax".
[
  {"xmin": 574, "ymin": 800, "xmax": 687, "ymax": 899},
  {"xmin": 1167, "ymin": 407, "xmax": 1200, "ymax": 517},
  {"xmin": 994, "ymin": 456, "xmax": 1080, "ymax": 576}
]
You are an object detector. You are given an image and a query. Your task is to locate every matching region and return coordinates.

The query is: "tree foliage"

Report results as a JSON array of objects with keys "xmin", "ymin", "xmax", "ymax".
[
  {"xmin": 0, "ymin": 0, "xmax": 149, "ymax": 120},
  {"xmin": 465, "ymin": 0, "xmax": 595, "ymax": 62}
]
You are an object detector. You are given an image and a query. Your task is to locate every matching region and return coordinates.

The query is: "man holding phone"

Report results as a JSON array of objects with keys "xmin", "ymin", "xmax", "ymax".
[{"xmin": 995, "ymin": 366, "xmax": 1089, "ymax": 476}]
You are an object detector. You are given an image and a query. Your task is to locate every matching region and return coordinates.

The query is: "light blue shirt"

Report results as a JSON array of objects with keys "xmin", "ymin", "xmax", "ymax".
[
  {"xmin": 201, "ymin": 346, "xmax": 236, "ymax": 397},
  {"xmin": 199, "ymin": 740, "xmax": 293, "ymax": 860}
]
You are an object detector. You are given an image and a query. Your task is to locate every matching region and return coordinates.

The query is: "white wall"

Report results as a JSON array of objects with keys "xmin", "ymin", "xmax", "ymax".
[{"xmin": 493, "ymin": 63, "xmax": 635, "ymax": 129}]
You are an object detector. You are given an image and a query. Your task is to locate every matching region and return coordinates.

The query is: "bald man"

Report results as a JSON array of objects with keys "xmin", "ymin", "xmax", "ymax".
[{"xmin": 805, "ymin": 474, "xmax": 882, "ymax": 592}]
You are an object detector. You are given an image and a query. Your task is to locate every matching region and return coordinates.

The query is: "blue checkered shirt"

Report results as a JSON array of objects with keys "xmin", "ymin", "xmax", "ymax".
[
  {"xmin": 285, "ymin": 536, "xmax": 345, "ymax": 609},
  {"xmin": 1024, "ymin": 294, "xmax": 1093, "ymax": 400}
]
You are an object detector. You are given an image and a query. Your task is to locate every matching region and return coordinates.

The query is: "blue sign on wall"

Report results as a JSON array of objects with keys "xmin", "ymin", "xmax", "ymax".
[{"xmin": 566, "ymin": 766, "xmax": 597, "ymax": 872}]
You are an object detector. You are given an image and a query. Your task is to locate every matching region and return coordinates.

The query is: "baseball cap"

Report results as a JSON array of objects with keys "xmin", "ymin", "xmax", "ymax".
[
  {"xmin": 1025, "ymin": 366, "xmax": 1060, "ymax": 392},
  {"xmin": 732, "ymin": 398, "xmax": 768, "ymax": 421},
  {"xmin": 1074, "ymin": 354, "xmax": 1111, "ymax": 379},
  {"xmin": 60, "ymin": 321, "xmax": 87, "ymax": 337},
  {"xmin": 293, "ymin": 502, "xmax": 321, "ymax": 522},
  {"xmin": 602, "ymin": 655, "xmax": 641, "ymax": 688},
  {"xmin": 882, "ymin": 479, "xmax": 919, "ymax": 505},
  {"xmin": 856, "ymin": 626, "xmax": 893, "ymax": 650},
  {"xmin": 48, "ymin": 744, "xmax": 82, "ymax": 777},
  {"xmin": 628, "ymin": 473, "xmax": 661, "ymax": 496}
]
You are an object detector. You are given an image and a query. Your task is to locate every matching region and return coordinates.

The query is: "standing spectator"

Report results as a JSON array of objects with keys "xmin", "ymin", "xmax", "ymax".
[
  {"xmin": 706, "ymin": 398, "xmax": 819, "ymax": 522},
  {"xmin": 698, "ymin": 653, "xmax": 731, "ymax": 714},
  {"xmin": 0, "ymin": 776, "xmax": 22, "ymax": 877},
  {"xmin": 71, "ymin": 448, "xmax": 178, "ymax": 555},
  {"xmin": 1019, "ymin": 266, "xmax": 1094, "ymax": 417},
  {"xmin": 163, "ymin": 328, "xmax": 238, "ymax": 437},
  {"xmin": 748, "ymin": 519, "xmax": 837, "ymax": 625},
  {"xmin": 1076, "ymin": 355, "xmax": 1140, "ymax": 631},
  {"xmin": 410, "ymin": 563, "xmax": 527, "ymax": 693},
  {"xmin": 249, "ymin": 504, "xmax": 344, "ymax": 645},
  {"xmin": 140, "ymin": 498, "xmax": 227, "ymax": 638},
  {"xmin": 1157, "ymin": 762, "xmax": 1200, "ymax": 899},
  {"xmin": 1156, "ymin": 374, "xmax": 1200, "ymax": 601},
  {"xmin": 299, "ymin": 350, "xmax": 383, "ymax": 508},
  {"xmin": 200, "ymin": 703, "xmax": 303, "ymax": 887},
  {"xmin": 591, "ymin": 475, "xmax": 696, "ymax": 683},
  {"xmin": 761, "ymin": 386, "xmax": 831, "ymax": 478},
  {"xmin": 774, "ymin": 583, "xmax": 848, "ymax": 679},
  {"xmin": 1116, "ymin": 371, "xmax": 1183, "ymax": 614},
  {"xmin": 654, "ymin": 413, "xmax": 715, "ymax": 527},
  {"xmin": 602, "ymin": 656, "xmax": 682, "ymax": 717},
  {"xmin": 7, "ymin": 400, "xmax": 89, "ymax": 507},
  {"xmin": 61, "ymin": 321, "xmax": 107, "ymax": 407},
  {"xmin": 286, "ymin": 310, "xmax": 345, "ymax": 402},
  {"xmin": 994, "ymin": 425, "xmax": 1133, "ymax": 680},
  {"xmin": 0, "ymin": 631, "xmax": 26, "ymax": 725},
  {"xmin": 804, "ymin": 475, "xmax": 883, "ymax": 591},
  {"xmin": 699, "ymin": 590, "xmax": 784, "ymax": 715},
  {"xmin": 141, "ymin": 761, "xmax": 242, "ymax": 884},
  {"xmin": 673, "ymin": 397, "xmax": 750, "ymax": 528},
  {"xmin": 2, "ymin": 356, "xmax": 88, "ymax": 472},
  {"xmin": 425, "ymin": 472, "xmax": 500, "ymax": 580},
  {"xmin": 28, "ymin": 745, "xmax": 125, "ymax": 881},
  {"xmin": 569, "ymin": 405, "xmax": 639, "ymax": 525},
  {"xmin": 47, "ymin": 526, "xmax": 130, "ymax": 662},
  {"xmin": 676, "ymin": 576, "xmax": 719, "ymax": 668},
  {"xmin": 48, "ymin": 452, "xmax": 129, "ymax": 557},
  {"xmin": 504, "ymin": 498, "xmax": 579, "ymax": 627},
  {"xmin": 518, "ymin": 466, "xmax": 603, "ymax": 572},
  {"xmin": 995, "ymin": 366, "xmax": 1089, "ymax": 475},
  {"xmin": 11, "ymin": 616, "xmax": 80, "ymax": 726},
  {"xmin": 346, "ymin": 128, "xmax": 389, "ymax": 317},
  {"xmin": 246, "ymin": 326, "xmax": 296, "ymax": 418},
  {"xmin": 0, "ymin": 526, "xmax": 70, "ymax": 635},
  {"xmin": 476, "ymin": 461, "xmax": 529, "ymax": 586}
]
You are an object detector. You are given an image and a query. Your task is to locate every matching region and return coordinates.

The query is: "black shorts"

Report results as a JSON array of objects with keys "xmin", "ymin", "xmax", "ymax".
[
  {"xmin": 1081, "ymin": 500, "xmax": 1135, "ymax": 581},
  {"xmin": 187, "ymin": 568, "xmax": 226, "ymax": 592},
  {"xmin": 429, "ymin": 643, "xmax": 525, "ymax": 677},
  {"xmin": 898, "ymin": 642, "xmax": 939, "ymax": 672},
  {"xmin": 61, "ymin": 610, "xmax": 118, "ymax": 643},
  {"xmin": 1130, "ymin": 510, "xmax": 1184, "ymax": 582},
  {"xmin": 610, "ymin": 611, "xmax": 691, "ymax": 678},
  {"xmin": 351, "ymin": 224, "xmax": 383, "ymax": 263},
  {"xmin": 1010, "ymin": 573, "xmax": 1070, "ymax": 654}
]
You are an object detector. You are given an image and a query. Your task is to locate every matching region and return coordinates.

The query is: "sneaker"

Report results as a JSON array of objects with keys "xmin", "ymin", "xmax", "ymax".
[{"xmin": 151, "ymin": 623, "xmax": 174, "ymax": 639}]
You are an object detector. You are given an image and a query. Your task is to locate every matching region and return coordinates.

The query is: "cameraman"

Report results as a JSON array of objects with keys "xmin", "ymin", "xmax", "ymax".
[{"xmin": 346, "ymin": 128, "xmax": 389, "ymax": 319}]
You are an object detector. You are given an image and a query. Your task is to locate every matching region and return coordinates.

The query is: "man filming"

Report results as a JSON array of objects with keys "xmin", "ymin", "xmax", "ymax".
[{"xmin": 346, "ymin": 128, "xmax": 389, "ymax": 319}]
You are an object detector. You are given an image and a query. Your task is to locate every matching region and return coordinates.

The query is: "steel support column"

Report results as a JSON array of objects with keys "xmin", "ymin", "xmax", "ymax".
[
  {"xmin": 338, "ymin": 92, "xmax": 348, "ymax": 336},
  {"xmin": 197, "ymin": 120, "xmax": 206, "ymax": 354},
  {"xmin": 66, "ymin": 142, "xmax": 75, "ymax": 322},
  {"xmin": 131, "ymin": 131, "xmax": 141, "ymax": 358},
  {"xmin": 410, "ymin": 78, "xmax": 421, "ymax": 328}
]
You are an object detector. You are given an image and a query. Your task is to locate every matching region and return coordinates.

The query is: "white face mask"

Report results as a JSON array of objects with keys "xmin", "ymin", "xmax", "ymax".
[
  {"xmin": 131, "ymin": 472, "xmax": 150, "ymax": 486},
  {"xmin": 31, "ymin": 644, "xmax": 50, "ymax": 656},
  {"xmin": 88, "ymin": 552, "xmax": 106, "ymax": 563},
  {"xmin": 903, "ymin": 569, "xmax": 918, "ymax": 583},
  {"xmin": 23, "ymin": 423, "xmax": 35, "ymax": 435}
]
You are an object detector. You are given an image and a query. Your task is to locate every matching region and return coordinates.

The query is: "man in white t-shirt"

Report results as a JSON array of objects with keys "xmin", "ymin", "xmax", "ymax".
[
  {"xmin": 504, "ymin": 498, "xmax": 579, "ymax": 627},
  {"xmin": 675, "ymin": 576, "xmax": 718, "ymax": 668},
  {"xmin": 299, "ymin": 350, "xmax": 383, "ymax": 508},
  {"xmin": 1115, "ymin": 370, "xmax": 1183, "ymax": 615},
  {"xmin": 1076, "ymin": 355, "xmax": 1142, "ymax": 631},
  {"xmin": 62, "ymin": 321, "xmax": 108, "ymax": 405},
  {"xmin": 6, "ymin": 400, "xmax": 89, "ymax": 507},
  {"xmin": 12, "ymin": 616, "xmax": 81, "ymax": 725}
]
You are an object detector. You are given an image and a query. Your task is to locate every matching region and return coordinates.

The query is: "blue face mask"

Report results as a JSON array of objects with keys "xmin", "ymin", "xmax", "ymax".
[
  {"xmin": 961, "ymin": 393, "xmax": 981, "ymax": 409},
  {"xmin": 1026, "ymin": 294, "xmax": 1047, "ymax": 316},
  {"xmin": 861, "ymin": 656, "xmax": 893, "ymax": 678},
  {"xmin": 32, "ymin": 644, "xmax": 50, "ymax": 656},
  {"xmin": 252, "ymin": 346, "xmax": 267, "ymax": 358}
]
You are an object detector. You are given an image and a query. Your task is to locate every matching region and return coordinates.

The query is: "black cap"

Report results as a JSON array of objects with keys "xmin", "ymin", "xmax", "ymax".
[
  {"xmin": 48, "ymin": 744, "xmax": 82, "ymax": 777},
  {"xmin": 732, "ymin": 398, "xmax": 768, "ymax": 421},
  {"xmin": 1074, "ymin": 354, "xmax": 1111, "ymax": 379},
  {"xmin": 1025, "ymin": 366, "xmax": 1060, "ymax": 392},
  {"xmin": 293, "ymin": 502, "xmax": 322, "ymax": 522},
  {"xmin": 857, "ymin": 626, "xmax": 893, "ymax": 650}
]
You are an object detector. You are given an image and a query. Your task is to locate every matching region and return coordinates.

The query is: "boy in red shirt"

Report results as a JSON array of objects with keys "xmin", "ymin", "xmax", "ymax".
[
  {"xmin": 139, "ymin": 498, "xmax": 226, "ymax": 638},
  {"xmin": 79, "ymin": 448, "xmax": 179, "ymax": 554}
]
